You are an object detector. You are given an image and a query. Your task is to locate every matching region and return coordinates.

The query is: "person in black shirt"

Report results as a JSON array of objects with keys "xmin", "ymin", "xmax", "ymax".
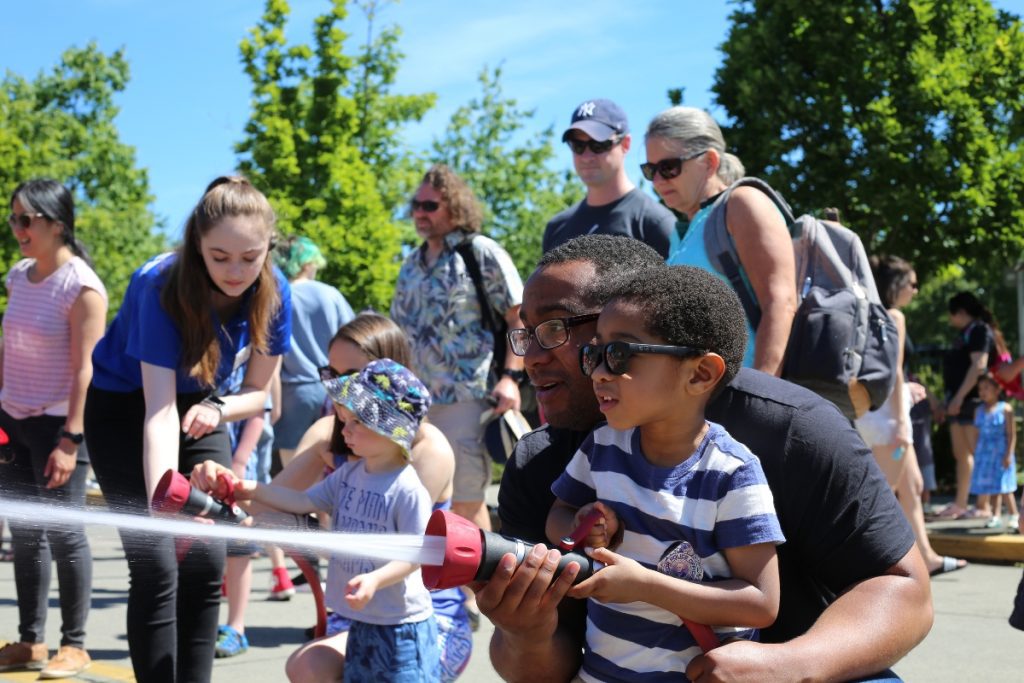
[{"xmin": 483, "ymin": 235, "xmax": 932, "ymax": 682}]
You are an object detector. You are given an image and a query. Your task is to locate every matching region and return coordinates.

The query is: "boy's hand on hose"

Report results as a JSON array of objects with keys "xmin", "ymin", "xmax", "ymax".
[
  {"xmin": 568, "ymin": 547, "xmax": 646, "ymax": 603},
  {"xmin": 575, "ymin": 501, "xmax": 619, "ymax": 549},
  {"xmin": 346, "ymin": 572, "xmax": 380, "ymax": 611}
]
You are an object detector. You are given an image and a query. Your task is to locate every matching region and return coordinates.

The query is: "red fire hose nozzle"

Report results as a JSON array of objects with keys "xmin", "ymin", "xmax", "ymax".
[
  {"xmin": 151, "ymin": 469, "xmax": 249, "ymax": 524},
  {"xmin": 422, "ymin": 509, "xmax": 596, "ymax": 590}
]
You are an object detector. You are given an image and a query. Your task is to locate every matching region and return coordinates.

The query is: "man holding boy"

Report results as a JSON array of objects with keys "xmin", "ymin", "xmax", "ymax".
[{"xmin": 480, "ymin": 235, "xmax": 933, "ymax": 681}]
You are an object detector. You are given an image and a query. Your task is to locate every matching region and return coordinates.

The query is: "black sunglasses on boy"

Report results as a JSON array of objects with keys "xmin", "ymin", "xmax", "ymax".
[{"xmin": 579, "ymin": 341, "xmax": 705, "ymax": 377}]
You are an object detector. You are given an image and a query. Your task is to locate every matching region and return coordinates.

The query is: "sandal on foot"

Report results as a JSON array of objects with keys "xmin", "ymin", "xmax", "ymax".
[
  {"xmin": 932, "ymin": 504, "xmax": 965, "ymax": 519},
  {"xmin": 930, "ymin": 556, "xmax": 968, "ymax": 576}
]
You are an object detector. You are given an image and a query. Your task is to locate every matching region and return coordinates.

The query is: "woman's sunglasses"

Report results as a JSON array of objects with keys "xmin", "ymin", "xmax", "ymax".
[
  {"xmin": 7, "ymin": 212, "xmax": 46, "ymax": 229},
  {"xmin": 410, "ymin": 199, "xmax": 440, "ymax": 213},
  {"xmin": 639, "ymin": 150, "xmax": 706, "ymax": 181},
  {"xmin": 318, "ymin": 366, "xmax": 357, "ymax": 382},
  {"xmin": 579, "ymin": 341, "xmax": 705, "ymax": 377}
]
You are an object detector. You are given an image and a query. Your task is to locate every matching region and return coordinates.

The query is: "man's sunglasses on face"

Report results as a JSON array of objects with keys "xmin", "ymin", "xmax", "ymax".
[
  {"xmin": 410, "ymin": 199, "xmax": 441, "ymax": 213},
  {"xmin": 579, "ymin": 340, "xmax": 705, "ymax": 377},
  {"xmin": 507, "ymin": 313, "xmax": 600, "ymax": 356},
  {"xmin": 639, "ymin": 150, "xmax": 707, "ymax": 181},
  {"xmin": 565, "ymin": 136, "xmax": 622, "ymax": 156}
]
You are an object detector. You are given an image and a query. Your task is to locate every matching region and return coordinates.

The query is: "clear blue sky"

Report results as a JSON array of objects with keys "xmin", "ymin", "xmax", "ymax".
[{"xmin": 3, "ymin": 0, "xmax": 1022, "ymax": 236}]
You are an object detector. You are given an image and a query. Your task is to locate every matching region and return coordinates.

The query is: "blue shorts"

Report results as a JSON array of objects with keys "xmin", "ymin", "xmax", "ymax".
[
  {"xmin": 275, "ymin": 382, "xmax": 329, "ymax": 450},
  {"xmin": 328, "ymin": 598, "xmax": 470, "ymax": 682},
  {"xmin": 344, "ymin": 618, "xmax": 439, "ymax": 683}
]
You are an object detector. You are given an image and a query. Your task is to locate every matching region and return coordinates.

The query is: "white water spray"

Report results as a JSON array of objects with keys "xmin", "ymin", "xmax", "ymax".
[{"xmin": 0, "ymin": 499, "xmax": 446, "ymax": 566}]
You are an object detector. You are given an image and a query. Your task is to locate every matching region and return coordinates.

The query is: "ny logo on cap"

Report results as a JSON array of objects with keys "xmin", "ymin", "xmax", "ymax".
[{"xmin": 577, "ymin": 101, "xmax": 596, "ymax": 117}]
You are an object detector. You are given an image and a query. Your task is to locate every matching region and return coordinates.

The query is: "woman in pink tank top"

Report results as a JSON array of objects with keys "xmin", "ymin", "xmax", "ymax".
[{"xmin": 0, "ymin": 178, "xmax": 108, "ymax": 678}]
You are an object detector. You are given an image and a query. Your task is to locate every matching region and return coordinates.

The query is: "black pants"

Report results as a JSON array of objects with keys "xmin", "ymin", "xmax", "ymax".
[
  {"xmin": 85, "ymin": 386, "xmax": 231, "ymax": 683},
  {"xmin": 0, "ymin": 408, "xmax": 92, "ymax": 648}
]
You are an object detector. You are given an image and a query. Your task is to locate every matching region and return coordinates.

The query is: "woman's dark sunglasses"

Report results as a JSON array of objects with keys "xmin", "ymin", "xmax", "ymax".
[
  {"xmin": 7, "ymin": 212, "xmax": 46, "ymax": 229},
  {"xmin": 579, "ymin": 341, "xmax": 705, "ymax": 377},
  {"xmin": 318, "ymin": 366, "xmax": 357, "ymax": 382},
  {"xmin": 565, "ymin": 136, "xmax": 621, "ymax": 155},
  {"xmin": 507, "ymin": 313, "xmax": 600, "ymax": 356},
  {"xmin": 639, "ymin": 150, "xmax": 707, "ymax": 181},
  {"xmin": 410, "ymin": 199, "xmax": 440, "ymax": 213}
]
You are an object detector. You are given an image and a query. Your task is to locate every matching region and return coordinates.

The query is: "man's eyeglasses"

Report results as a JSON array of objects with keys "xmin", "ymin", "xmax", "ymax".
[
  {"xmin": 639, "ymin": 150, "xmax": 707, "ymax": 181},
  {"xmin": 410, "ymin": 199, "xmax": 441, "ymax": 213},
  {"xmin": 507, "ymin": 313, "xmax": 600, "ymax": 356},
  {"xmin": 565, "ymin": 136, "xmax": 622, "ymax": 156},
  {"xmin": 579, "ymin": 341, "xmax": 705, "ymax": 377},
  {"xmin": 7, "ymin": 213, "xmax": 46, "ymax": 230}
]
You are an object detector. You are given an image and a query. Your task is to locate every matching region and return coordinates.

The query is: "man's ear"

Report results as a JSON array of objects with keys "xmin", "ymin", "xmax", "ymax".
[
  {"xmin": 620, "ymin": 133, "xmax": 632, "ymax": 154},
  {"xmin": 687, "ymin": 353, "xmax": 726, "ymax": 396}
]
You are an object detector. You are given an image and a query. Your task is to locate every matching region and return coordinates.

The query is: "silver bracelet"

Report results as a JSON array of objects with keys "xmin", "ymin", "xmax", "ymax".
[{"xmin": 200, "ymin": 395, "xmax": 226, "ymax": 418}]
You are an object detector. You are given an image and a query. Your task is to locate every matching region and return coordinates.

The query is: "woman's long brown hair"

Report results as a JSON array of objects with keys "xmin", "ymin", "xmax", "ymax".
[{"xmin": 161, "ymin": 176, "xmax": 279, "ymax": 388}]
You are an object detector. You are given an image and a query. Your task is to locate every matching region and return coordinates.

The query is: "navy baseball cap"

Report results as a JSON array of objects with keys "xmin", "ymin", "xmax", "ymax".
[{"xmin": 562, "ymin": 98, "xmax": 629, "ymax": 142}]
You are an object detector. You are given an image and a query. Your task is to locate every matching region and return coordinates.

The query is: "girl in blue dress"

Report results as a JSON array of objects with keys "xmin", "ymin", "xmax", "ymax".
[{"xmin": 969, "ymin": 373, "xmax": 1018, "ymax": 528}]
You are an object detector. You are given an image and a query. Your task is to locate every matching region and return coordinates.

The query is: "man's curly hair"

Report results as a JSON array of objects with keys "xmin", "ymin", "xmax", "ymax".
[
  {"xmin": 538, "ymin": 234, "xmax": 666, "ymax": 307},
  {"xmin": 421, "ymin": 164, "xmax": 483, "ymax": 233}
]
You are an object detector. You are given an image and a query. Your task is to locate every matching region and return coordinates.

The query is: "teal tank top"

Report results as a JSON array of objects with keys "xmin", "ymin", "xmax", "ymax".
[{"xmin": 666, "ymin": 204, "xmax": 757, "ymax": 367}]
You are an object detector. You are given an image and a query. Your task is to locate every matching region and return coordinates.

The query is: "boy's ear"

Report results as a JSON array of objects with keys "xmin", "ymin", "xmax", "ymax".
[{"xmin": 686, "ymin": 353, "xmax": 727, "ymax": 395}]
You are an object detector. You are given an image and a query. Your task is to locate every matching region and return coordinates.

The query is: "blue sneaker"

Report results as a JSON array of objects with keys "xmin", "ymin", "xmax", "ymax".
[{"xmin": 214, "ymin": 625, "xmax": 248, "ymax": 658}]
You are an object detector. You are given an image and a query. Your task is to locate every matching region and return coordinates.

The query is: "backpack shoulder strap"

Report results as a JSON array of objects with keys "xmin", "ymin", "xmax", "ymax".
[
  {"xmin": 455, "ymin": 237, "xmax": 499, "ymax": 334},
  {"xmin": 703, "ymin": 177, "xmax": 795, "ymax": 329}
]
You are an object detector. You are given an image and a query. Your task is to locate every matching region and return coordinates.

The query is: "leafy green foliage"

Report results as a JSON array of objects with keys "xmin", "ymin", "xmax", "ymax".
[
  {"xmin": 236, "ymin": 0, "xmax": 434, "ymax": 311},
  {"xmin": 430, "ymin": 66, "xmax": 580, "ymax": 275},
  {"xmin": 0, "ymin": 44, "xmax": 163, "ymax": 315},
  {"xmin": 714, "ymin": 0, "xmax": 1024, "ymax": 286}
]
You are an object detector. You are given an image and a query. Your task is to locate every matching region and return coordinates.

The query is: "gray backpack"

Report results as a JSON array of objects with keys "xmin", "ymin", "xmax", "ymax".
[{"xmin": 703, "ymin": 177, "xmax": 898, "ymax": 420}]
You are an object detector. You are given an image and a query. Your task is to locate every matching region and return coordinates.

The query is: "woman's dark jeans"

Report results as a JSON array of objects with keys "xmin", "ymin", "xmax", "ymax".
[
  {"xmin": 85, "ymin": 386, "xmax": 231, "ymax": 683},
  {"xmin": 0, "ymin": 409, "xmax": 92, "ymax": 648}
]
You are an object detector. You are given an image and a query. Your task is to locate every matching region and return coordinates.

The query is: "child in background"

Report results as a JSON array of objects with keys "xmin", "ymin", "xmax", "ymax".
[
  {"xmin": 201, "ymin": 358, "xmax": 439, "ymax": 682},
  {"xmin": 216, "ymin": 384, "xmax": 279, "ymax": 659},
  {"xmin": 970, "ymin": 373, "xmax": 1018, "ymax": 529},
  {"xmin": 546, "ymin": 265, "xmax": 784, "ymax": 682}
]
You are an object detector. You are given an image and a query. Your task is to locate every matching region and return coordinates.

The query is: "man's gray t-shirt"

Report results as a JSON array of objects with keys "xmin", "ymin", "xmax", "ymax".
[
  {"xmin": 542, "ymin": 188, "xmax": 676, "ymax": 257},
  {"xmin": 306, "ymin": 458, "xmax": 433, "ymax": 625}
]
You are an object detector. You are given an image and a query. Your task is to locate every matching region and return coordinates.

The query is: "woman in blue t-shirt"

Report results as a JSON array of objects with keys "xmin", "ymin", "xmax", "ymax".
[
  {"xmin": 84, "ymin": 176, "xmax": 292, "ymax": 683},
  {"xmin": 642, "ymin": 107, "xmax": 796, "ymax": 375}
]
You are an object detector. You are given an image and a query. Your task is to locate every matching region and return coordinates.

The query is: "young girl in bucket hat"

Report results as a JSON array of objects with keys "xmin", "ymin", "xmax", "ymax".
[{"xmin": 206, "ymin": 358, "xmax": 440, "ymax": 682}]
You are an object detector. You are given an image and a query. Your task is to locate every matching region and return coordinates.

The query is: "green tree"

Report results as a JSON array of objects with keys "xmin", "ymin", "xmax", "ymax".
[
  {"xmin": 236, "ymin": 0, "xmax": 434, "ymax": 311},
  {"xmin": 430, "ymin": 66, "xmax": 580, "ymax": 275},
  {"xmin": 0, "ymin": 44, "xmax": 163, "ymax": 315},
  {"xmin": 714, "ymin": 0, "xmax": 1024, "ymax": 282}
]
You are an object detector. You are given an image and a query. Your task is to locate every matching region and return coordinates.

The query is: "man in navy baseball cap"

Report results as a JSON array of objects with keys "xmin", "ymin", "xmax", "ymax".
[
  {"xmin": 561, "ymin": 98, "xmax": 629, "ymax": 142},
  {"xmin": 543, "ymin": 98, "xmax": 675, "ymax": 257}
]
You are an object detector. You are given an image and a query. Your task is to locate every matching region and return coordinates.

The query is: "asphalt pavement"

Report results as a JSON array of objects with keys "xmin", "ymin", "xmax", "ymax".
[{"xmin": 1, "ymin": 501, "xmax": 1022, "ymax": 682}]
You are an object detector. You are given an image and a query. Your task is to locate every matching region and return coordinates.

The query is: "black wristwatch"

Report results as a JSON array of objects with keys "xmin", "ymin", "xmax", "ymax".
[
  {"xmin": 60, "ymin": 430, "xmax": 85, "ymax": 445},
  {"xmin": 502, "ymin": 369, "xmax": 528, "ymax": 383}
]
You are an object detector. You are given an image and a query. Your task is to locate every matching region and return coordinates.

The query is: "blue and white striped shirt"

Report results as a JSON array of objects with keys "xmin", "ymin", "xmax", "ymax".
[{"xmin": 551, "ymin": 421, "xmax": 784, "ymax": 682}]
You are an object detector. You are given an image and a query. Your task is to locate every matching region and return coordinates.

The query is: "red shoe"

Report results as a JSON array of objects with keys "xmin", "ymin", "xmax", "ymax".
[{"xmin": 268, "ymin": 567, "xmax": 295, "ymax": 601}]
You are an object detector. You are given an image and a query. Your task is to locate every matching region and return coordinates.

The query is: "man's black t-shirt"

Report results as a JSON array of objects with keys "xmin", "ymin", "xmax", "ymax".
[
  {"xmin": 542, "ymin": 189, "xmax": 675, "ymax": 258},
  {"xmin": 497, "ymin": 368, "xmax": 915, "ymax": 643}
]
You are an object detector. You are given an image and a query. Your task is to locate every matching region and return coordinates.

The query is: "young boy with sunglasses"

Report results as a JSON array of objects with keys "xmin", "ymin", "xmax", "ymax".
[{"xmin": 545, "ymin": 265, "xmax": 784, "ymax": 682}]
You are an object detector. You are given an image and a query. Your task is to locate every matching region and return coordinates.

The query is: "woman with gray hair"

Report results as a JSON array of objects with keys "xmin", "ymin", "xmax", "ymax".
[{"xmin": 643, "ymin": 106, "xmax": 796, "ymax": 374}]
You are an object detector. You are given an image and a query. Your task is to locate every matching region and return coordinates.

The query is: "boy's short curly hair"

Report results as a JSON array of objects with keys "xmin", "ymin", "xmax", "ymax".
[
  {"xmin": 537, "ymin": 234, "xmax": 666, "ymax": 307},
  {"xmin": 599, "ymin": 265, "xmax": 748, "ymax": 385}
]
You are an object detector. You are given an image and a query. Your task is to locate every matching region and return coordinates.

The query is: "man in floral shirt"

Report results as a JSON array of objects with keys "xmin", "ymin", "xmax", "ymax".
[{"xmin": 391, "ymin": 164, "xmax": 525, "ymax": 534}]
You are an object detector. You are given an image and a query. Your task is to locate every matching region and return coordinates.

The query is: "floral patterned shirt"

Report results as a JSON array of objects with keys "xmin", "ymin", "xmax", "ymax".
[{"xmin": 391, "ymin": 230, "xmax": 523, "ymax": 405}]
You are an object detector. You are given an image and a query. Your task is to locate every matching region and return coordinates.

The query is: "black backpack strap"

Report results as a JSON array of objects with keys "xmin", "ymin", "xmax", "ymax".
[
  {"xmin": 454, "ymin": 238, "xmax": 498, "ymax": 335},
  {"xmin": 718, "ymin": 250, "xmax": 762, "ymax": 330}
]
